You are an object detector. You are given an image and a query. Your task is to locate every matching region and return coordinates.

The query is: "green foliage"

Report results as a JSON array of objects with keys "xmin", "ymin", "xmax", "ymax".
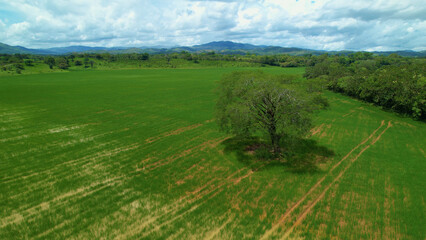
[
  {"xmin": 1, "ymin": 51, "xmax": 311, "ymax": 76},
  {"xmin": 83, "ymin": 57, "xmax": 90, "ymax": 68},
  {"xmin": 14, "ymin": 63, "xmax": 24, "ymax": 70},
  {"xmin": 24, "ymin": 59, "xmax": 34, "ymax": 66},
  {"xmin": 305, "ymin": 55, "xmax": 426, "ymax": 119},
  {"xmin": 74, "ymin": 60, "xmax": 83, "ymax": 66},
  {"xmin": 216, "ymin": 71, "xmax": 313, "ymax": 152},
  {"xmin": 57, "ymin": 57, "xmax": 69, "ymax": 69},
  {"xmin": 311, "ymin": 94, "xmax": 329, "ymax": 109},
  {"xmin": 45, "ymin": 56, "xmax": 55, "ymax": 69},
  {"xmin": 137, "ymin": 53, "xmax": 150, "ymax": 60}
]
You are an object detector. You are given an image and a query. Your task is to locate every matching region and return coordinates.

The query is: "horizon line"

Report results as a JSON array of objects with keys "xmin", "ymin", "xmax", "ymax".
[{"xmin": 1, "ymin": 41, "xmax": 424, "ymax": 53}]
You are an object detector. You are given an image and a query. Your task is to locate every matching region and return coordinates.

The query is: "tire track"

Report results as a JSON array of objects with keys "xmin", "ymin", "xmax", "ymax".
[
  {"xmin": 112, "ymin": 170, "xmax": 238, "ymax": 239},
  {"xmin": 204, "ymin": 215, "xmax": 234, "ymax": 240},
  {"xmin": 2, "ymin": 129, "xmax": 132, "ymax": 184},
  {"xmin": 4, "ymin": 142, "xmax": 139, "ymax": 203},
  {"xmin": 260, "ymin": 120, "xmax": 387, "ymax": 240},
  {"xmin": 281, "ymin": 121, "xmax": 392, "ymax": 239},
  {"xmin": 144, "ymin": 119, "xmax": 213, "ymax": 144},
  {"xmin": 1, "ymin": 176, "xmax": 123, "ymax": 228},
  {"xmin": 140, "ymin": 136, "xmax": 229, "ymax": 172},
  {"xmin": 114, "ymin": 157, "xmax": 263, "ymax": 239},
  {"xmin": 145, "ymin": 123, "xmax": 203, "ymax": 143},
  {"xmin": 309, "ymin": 123, "xmax": 325, "ymax": 137}
]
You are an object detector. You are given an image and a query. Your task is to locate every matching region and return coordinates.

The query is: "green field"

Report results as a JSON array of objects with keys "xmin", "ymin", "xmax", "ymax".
[{"xmin": 1, "ymin": 68, "xmax": 425, "ymax": 239}]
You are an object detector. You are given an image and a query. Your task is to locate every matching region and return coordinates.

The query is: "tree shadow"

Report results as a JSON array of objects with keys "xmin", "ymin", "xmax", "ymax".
[{"xmin": 221, "ymin": 136, "xmax": 334, "ymax": 174}]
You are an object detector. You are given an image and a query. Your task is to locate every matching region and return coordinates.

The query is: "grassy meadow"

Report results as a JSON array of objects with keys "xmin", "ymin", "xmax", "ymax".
[
  {"xmin": 0, "ymin": 57, "xmax": 266, "ymax": 77},
  {"xmin": 0, "ymin": 67, "xmax": 425, "ymax": 239}
]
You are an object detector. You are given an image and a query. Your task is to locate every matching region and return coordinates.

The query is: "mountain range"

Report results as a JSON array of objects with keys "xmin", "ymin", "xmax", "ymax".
[{"xmin": 1, "ymin": 41, "xmax": 425, "ymax": 57}]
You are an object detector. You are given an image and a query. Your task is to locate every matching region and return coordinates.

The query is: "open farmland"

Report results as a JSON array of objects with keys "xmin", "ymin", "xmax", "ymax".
[{"xmin": 0, "ymin": 68, "xmax": 425, "ymax": 239}]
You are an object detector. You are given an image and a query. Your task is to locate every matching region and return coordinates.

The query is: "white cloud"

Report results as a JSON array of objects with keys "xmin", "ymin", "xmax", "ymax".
[
  {"xmin": 0, "ymin": 0, "xmax": 424, "ymax": 50},
  {"xmin": 0, "ymin": 19, "xmax": 6, "ymax": 40}
]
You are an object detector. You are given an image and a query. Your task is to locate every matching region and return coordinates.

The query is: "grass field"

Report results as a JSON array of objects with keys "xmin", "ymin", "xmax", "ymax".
[
  {"xmin": 0, "ymin": 67, "xmax": 425, "ymax": 239},
  {"xmin": 0, "ymin": 58, "xmax": 265, "ymax": 77}
]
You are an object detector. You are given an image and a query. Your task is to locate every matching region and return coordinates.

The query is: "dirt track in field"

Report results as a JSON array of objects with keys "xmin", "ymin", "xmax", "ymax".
[{"xmin": 260, "ymin": 120, "xmax": 392, "ymax": 239}]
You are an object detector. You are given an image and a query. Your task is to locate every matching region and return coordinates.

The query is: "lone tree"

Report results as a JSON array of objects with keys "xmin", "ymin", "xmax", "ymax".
[{"xmin": 216, "ymin": 71, "xmax": 313, "ymax": 153}]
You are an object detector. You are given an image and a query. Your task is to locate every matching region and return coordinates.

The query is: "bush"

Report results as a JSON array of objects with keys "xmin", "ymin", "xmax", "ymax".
[
  {"xmin": 311, "ymin": 95, "xmax": 329, "ymax": 109},
  {"xmin": 24, "ymin": 59, "xmax": 34, "ymax": 66},
  {"xmin": 15, "ymin": 63, "xmax": 25, "ymax": 70}
]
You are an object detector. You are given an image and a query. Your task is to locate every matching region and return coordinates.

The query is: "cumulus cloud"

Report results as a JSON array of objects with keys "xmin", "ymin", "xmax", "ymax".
[{"xmin": 0, "ymin": 0, "xmax": 424, "ymax": 50}]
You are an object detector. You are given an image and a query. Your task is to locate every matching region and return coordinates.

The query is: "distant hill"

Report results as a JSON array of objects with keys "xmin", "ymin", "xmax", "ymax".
[
  {"xmin": 1, "ymin": 41, "xmax": 425, "ymax": 57},
  {"xmin": 46, "ymin": 46, "xmax": 107, "ymax": 54},
  {"xmin": 369, "ymin": 50, "xmax": 426, "ymax": 57},
  {"xmin": 0, "ymin": 43, "xmax": 52, "ymax": 55},
  {"xmin": 192, "ymin": 41, "xmax": 261, "ymax": 51},
  {"xmin": 0, "ymin": 42, "xmax": 28, "ymax": 54},
  {"xmin": 0, "ymin": 43, "xmax": 125, "ymax": 55}
]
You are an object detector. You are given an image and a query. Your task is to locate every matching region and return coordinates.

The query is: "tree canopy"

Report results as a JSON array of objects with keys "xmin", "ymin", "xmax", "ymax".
[
  {"xmin": 216, "ymin": 71, "xmax": 313, "ymax": 153},
  {"xmin": 304, "ymin": 54, "xmax": 426, "ymax": 120}
]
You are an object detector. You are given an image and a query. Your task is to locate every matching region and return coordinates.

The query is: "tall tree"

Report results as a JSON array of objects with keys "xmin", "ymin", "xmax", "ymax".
[{"xmin": 216, "ymin": 71, "xmax": 313, "ymax": 153}]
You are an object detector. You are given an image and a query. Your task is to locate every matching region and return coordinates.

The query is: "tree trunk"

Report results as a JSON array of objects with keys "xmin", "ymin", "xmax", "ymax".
[{"xmin": 269, "ymin": 125, "xmax": 281, "ymax": 154}]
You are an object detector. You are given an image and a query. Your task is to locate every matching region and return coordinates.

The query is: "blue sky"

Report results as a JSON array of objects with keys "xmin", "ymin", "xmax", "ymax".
[{"xmin": 0, "ymin": 0, "xmax": 425, "ymax": 51}]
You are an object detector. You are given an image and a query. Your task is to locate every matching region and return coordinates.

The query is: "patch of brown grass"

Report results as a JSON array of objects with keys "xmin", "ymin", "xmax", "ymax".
[{"xmin": 145, "ymin": 123, "xmax": 203, "ymax": 143}]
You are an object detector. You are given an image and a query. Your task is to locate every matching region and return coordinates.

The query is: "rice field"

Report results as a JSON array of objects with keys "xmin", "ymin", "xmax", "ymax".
[{"xmin": 0, "ymin": 68, "xmax": 424, "ymax": 239}]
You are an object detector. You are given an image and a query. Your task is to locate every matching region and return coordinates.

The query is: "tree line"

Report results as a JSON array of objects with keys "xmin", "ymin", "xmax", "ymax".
[
  {"xmin": 304, "ymin": 53, "xmax": 426, "ymax": 120},
  {"xmin": 0, "ymin": 51, "xmax": 311, "ymax": 73}
]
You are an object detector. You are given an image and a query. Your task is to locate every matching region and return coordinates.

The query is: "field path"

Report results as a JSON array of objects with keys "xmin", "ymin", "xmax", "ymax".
[
  {"xmin": 260, "ymin": 120, "xmax": 390, "ymax": 240},
  {"xmin": 281, "ymin": 121, "xmax": 392, "ymax": 239}
]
